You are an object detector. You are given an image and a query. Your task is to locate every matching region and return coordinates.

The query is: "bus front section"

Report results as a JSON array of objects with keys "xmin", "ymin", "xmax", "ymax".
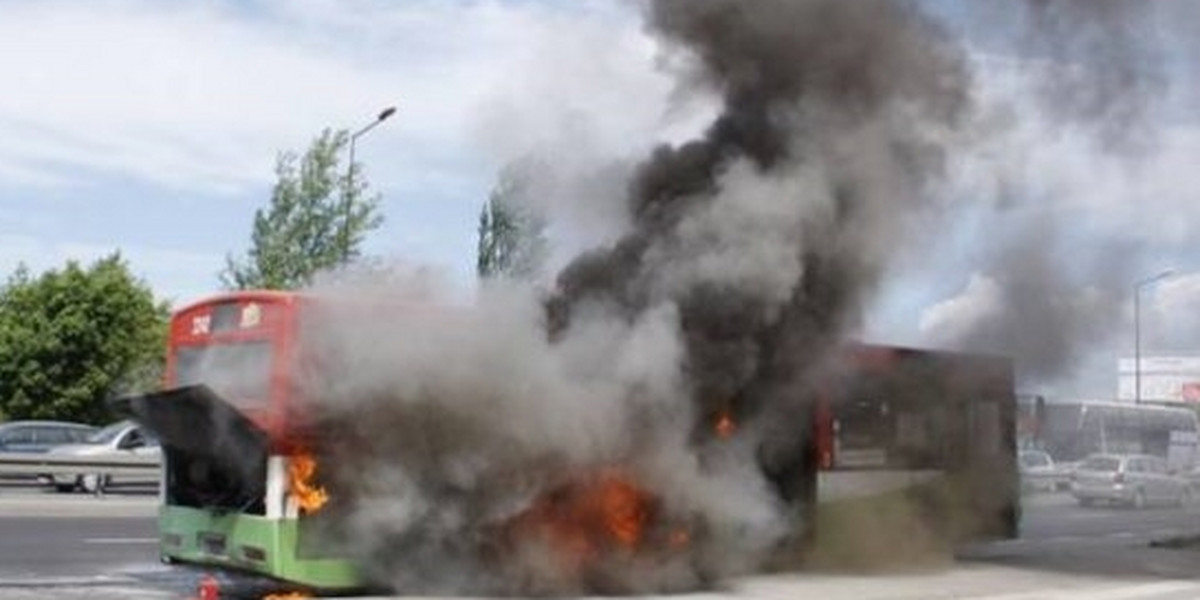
[{"xmin": 112, "ymin": 293, "xmax": 362, "ymax": 592}]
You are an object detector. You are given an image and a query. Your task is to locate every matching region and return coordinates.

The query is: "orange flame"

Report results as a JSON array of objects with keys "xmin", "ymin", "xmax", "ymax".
[
  {"xmin": 669, "ymin": 527, "xmax": 691, "ymax": 549},
  {"xmin": 714, "ymin": 411, "xmax": 736, "ymax": 439},
  {"xmin": 262, "ymin": 593, "xmax": 311, "ymax": 600},
  {"xmin": 288, "ymin": 453, "xmax": 328, "ymax": 514},
  {"xmin": 594, "ymin": 470, "xmax": 649, "ymax": 549},
  {"xmin": 507, "ymin": 468, "xmax": 656, "ymax": 569}
]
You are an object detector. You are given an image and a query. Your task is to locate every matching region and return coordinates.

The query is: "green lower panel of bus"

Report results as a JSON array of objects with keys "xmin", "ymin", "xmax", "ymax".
[{"xmin": 158, "ymin": 505, "xmax": 363, "ymax": 591}]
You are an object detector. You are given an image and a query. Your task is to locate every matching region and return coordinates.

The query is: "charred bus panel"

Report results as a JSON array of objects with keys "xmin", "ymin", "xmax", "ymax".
[{"xmin": 807, "ymin": 345, "xmax": 1018, "ymax": 565}]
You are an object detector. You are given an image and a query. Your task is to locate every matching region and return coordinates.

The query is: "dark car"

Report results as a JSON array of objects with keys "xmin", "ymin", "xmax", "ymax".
[{"xmin": 0, "ymin": 420, "xmax": 96, "ymax": 453}]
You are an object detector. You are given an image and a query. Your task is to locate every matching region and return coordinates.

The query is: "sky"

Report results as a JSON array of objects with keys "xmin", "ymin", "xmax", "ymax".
[{"xmin": 1, "ymin": 0, "xmax": 1198, "ymax": 399}]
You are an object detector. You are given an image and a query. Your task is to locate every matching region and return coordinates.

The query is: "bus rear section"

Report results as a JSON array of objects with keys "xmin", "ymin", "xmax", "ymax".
[
  {"xmin": 805, "ymin": 345, "xmax": 1018, "ymax": 567},
  {"xmin": 112, "ymin": 293, "xmax": 363, "ymax": 592}
]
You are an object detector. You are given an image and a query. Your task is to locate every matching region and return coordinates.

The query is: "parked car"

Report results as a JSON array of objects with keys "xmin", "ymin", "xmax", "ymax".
[
  {"xmin": 1019, "ymin": 450, "xmax": 1070, "ymax": 493},
  {"xmin": 0, "ymin": 420, "xmax": 96, "ymax": 453},
  {"xmin": 1070, "ymin": 453, "xmax": 1190, "ymax": 508},
  {"xmin": 46, "ymin": 420, "xmax": 160, "ymax": 493}
]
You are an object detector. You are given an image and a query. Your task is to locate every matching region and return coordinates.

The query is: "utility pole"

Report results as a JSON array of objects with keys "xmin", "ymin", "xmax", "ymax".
[
  {"xmin": 1134, "ymin": 269, "xmax": 1174, "ymax": 404},
  {"xmin": 342, "ymin": 106, "xmax": 397, "ymax": 261}
]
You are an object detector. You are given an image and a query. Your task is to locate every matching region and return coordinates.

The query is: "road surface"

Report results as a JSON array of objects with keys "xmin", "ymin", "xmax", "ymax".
[{"xmin": 0, "ymin": 489, "xmax": 1199, "ymax": 598}]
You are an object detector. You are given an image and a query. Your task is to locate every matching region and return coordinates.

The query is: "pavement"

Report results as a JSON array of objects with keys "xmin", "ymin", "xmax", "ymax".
[{"xmin": 0, "ymin": 489, "xmax": 1198, "ymax": 599}]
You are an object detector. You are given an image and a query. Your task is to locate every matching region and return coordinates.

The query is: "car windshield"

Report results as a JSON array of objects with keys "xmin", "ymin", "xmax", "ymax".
[
  {"xmin": 84, "ymin": 422, "xmax": 128, "ymax": 444},
  {"xmin": 1081, "ymin": 456, "xmax": 1120, "ymax": 472}
]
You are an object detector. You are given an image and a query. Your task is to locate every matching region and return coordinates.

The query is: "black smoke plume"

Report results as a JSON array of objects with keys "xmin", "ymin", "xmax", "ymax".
[{"xmin": 297, "ymin": 0, "xmax": 1170, "ymax": 594}]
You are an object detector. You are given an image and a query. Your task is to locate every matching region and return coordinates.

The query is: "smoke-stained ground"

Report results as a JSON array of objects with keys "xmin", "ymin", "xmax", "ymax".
[{"xmin": 290, "ymin": 0, "xmax": 1179, "ymax": 594}]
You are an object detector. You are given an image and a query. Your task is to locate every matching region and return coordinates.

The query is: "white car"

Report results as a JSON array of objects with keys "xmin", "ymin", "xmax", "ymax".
[
  {"xmin": 46, "ymin": 420, "xmax": 160, "ymax": 493},
  {"xmin": 1019, "ymin": 450, "xmax": 1069, "ymax": 493},
  {"xmin": 1071, "ymin": 453, "xmax": 1190, "ymax": 508}
]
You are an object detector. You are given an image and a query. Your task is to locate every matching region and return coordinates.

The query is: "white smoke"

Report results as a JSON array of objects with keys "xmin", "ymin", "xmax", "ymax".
[{"xmin": 295, "ymin": 271, "xmax": 789, "ymax": 593}]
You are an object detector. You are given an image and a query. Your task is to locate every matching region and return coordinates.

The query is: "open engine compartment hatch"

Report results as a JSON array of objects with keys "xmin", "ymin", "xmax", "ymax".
[{"xmin": 110, "ymin": 385, "xmax": 269, "ymax": 511}]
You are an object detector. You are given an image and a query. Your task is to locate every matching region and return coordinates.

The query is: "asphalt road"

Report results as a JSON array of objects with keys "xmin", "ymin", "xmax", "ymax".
[
  {"xmin": 0, "ymin": 489, "xmax": 1198, "ymax": 598},
  {"xmin": 0, "ymin": 484, "xmax": 159, "ymax": 580},
  {"xmin": 1022, "ymin": 492, "xmax": 1200, "ymax": 542},
  {"xmin": 0, "ymin": 515, "xmax": 157, "ymax": 579}
]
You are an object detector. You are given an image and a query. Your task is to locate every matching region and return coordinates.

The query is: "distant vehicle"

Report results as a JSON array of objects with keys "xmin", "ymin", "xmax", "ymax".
[
  {"xmin": 1070, "ymin": 453, "xmax": 1190, "ymax": 508},
  {"xmin": 1019, "ymin": 450, "xmax": 1069, "ymax": 493},
  {"xmin": 0, "ymin": 420, "xmax": 96, "ymax": 453},
  {"xmin": 1024, "ymin": 401, "xmax": 1200, "ymax": 472},
  {"xmin": 46, "ymin": 420, "xmax": 160, "ymax": 493}
]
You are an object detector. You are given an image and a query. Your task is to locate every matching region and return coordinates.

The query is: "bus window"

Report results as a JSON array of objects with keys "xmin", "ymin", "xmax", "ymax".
[{"xmin": 175, "ymin": 341, "xmax": 273, "ymax": 409}]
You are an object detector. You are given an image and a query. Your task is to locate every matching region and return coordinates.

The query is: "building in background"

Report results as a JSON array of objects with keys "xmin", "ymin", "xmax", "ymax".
[{"xmin": 1117, "ymin": 356, "xmax": 1200, "ymax": 405}]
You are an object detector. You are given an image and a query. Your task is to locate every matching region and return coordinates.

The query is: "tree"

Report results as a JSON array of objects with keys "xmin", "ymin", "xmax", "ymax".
[
  {"xmin": 477, "ymin": 162, "xmax": 548, "ymax": 280},
  {"xmin": 0, "ymin": 254, "xmax": 168, "ymax": 424},
  {"xmin": 223, "ymin": 128, "xmax": 384, "ymax": 290}
]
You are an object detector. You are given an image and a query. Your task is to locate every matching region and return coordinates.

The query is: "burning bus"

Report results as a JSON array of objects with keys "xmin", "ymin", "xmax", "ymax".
[{"xmin": 112, "ymin": 290, "xmax": 1017, "ymax": 593}]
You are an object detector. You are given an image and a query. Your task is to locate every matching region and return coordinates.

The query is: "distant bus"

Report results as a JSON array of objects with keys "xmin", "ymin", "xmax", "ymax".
[
  {"xmin": 1076, "ymin": 403, "xmax": 1199, "ymax": 470},
  {"xmin": 1029, "ymin": 401, "xmax": 1200, "ymax": 470}
]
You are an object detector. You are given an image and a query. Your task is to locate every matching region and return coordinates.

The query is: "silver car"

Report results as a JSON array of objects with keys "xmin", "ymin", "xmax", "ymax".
[
  {"xmin": 1020, "ymin": 450, "xmax": 1069, "ymax": 493},
  {"xmin": 0, "ymin": 420, "xmax": 95, "ymax": 453},
  {"xmin": 46, "ymin": 420, "xmax": 160, "ymax": 493},
  {"xmin": 1071, "ymin": 453, "xmax": 1190, "ymax": 508}
]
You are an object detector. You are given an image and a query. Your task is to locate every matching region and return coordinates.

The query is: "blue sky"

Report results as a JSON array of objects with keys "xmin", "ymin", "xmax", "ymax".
[{"xmin": 1, "ymin": 0, "xmax": 1199, "ymax": 397}]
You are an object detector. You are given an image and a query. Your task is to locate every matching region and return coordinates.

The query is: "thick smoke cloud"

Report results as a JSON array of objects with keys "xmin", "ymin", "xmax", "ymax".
[
  {"xmin": 297, "ymin": 0, "xmax": 1174, "ymax": 593},
  {"xmin": 549, "ymin": 0, "xmax": 972, "ymax": 429}
]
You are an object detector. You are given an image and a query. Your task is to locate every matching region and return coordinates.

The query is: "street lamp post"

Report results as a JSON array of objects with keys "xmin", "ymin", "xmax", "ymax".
[
  {"xmin": 342, "ymin": 106, "xmax": 397, "ymax": 261},
  {"xmin": 1134, "ymin": 269, "xmax": 1175, "ymax": 404}
]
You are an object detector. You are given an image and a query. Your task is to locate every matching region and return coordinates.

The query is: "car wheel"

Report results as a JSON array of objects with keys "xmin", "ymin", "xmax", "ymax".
[
  {"xmin": 80, "ymin": 474, "xmax": 110, "ymax": 494},
  {"xmin": 1132, "ymin": 489, "xmax": 1147, "ymax": 510}
]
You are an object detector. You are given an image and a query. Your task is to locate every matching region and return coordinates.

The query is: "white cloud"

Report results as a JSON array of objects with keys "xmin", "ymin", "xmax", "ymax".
[
  {"xmin": 0, "ymin": 0, "xmax": 683, "ymax": 196},
  {"xmin": 0, "ymin": 0, "xmax": 701, "ymax": 298},
  {"xmin": 0, "ymin": 234, "xmax": 221, "ymax": 304},
  {"xmin": 917, "ymin": 273, "xmax": 1003, "ymax": 344},
  {"xmin": 1149, "ymin": 272, "xmax": 1200, "ymax": 349}
]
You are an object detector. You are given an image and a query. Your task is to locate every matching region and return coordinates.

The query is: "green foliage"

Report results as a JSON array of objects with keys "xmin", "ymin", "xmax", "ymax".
[
  {"xmin": 223, "ymin": 128, "xmax": 384, "ymax": 290},
  {"xmin": 0, "ymin": 255, "xmax": 168, "ymax": 424},
  {"xmin": 477, "ymin": 162, "xmax": 548, "ymax": 280}
]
